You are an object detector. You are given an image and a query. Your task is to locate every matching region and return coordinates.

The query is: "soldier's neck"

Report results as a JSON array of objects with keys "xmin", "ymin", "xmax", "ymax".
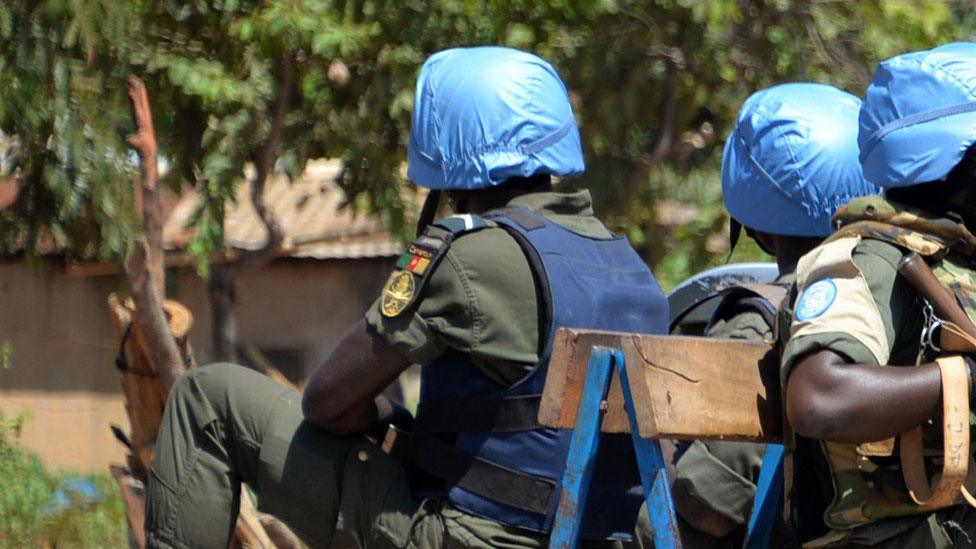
[
  {"xmin": 773, "ymin": 235, "xmax": 823, "ymax": 276},
  {"xmin": 450, "ymin": 176, "xmax": 553, "ymax": 214}
]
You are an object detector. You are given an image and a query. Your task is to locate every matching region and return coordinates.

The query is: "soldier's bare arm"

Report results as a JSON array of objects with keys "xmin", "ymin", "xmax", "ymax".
[
  {"xmin": 786, "ymin": 349, "xmax": 942, "ymax": 442},
  {"xmin": 302, "ymin": 319, "xmax": 411, "ymax": 434}
]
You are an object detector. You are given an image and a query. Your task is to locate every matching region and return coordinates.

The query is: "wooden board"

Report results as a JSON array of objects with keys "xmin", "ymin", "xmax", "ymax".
[{"xmin": 539, "ymin": 328, "xmax": 783, "ymax": 442}]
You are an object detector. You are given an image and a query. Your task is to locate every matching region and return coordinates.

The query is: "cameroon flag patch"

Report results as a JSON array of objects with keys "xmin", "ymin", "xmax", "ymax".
[{"xmin": 395, "ymin": 243, "xmax": 436, "ymax": 275}]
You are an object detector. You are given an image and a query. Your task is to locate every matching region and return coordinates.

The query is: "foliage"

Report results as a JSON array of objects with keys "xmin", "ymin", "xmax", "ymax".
[
  {"xmin": 0, "ymin": 1, "xmax": 969, "ymax": 285},
  {"xmin": 0, "ymin": 411, "xmax": 126, "ymax": 548},
  {"xmin": 0, "ymin": 341, "xmax": 10, "ymax": 370}
]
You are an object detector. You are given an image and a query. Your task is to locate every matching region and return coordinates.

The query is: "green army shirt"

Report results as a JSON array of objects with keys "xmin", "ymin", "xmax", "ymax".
[
  {"xmin": 364, "ymin": 190, "xmax": 655, "ymax": 548},
  {"xmin": 365, "ymin": 190, "xmax": 612, "ymax": 386},
  {"xmin": 674, "ymin": 276, "xmax": 791, "ymax": 548}
]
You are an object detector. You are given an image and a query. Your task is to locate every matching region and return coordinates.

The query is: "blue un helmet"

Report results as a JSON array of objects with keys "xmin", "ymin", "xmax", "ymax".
[
  {"xmin": 859, "ymin": 42, "xmax": 976, "ymax": 188},
  {"xmin": 407, "ymin": 47, "xmax": 585, "ymax": 190},
  {"xmin": 722, "ymin": 83, "xmax": 881, "ymax": 237}
]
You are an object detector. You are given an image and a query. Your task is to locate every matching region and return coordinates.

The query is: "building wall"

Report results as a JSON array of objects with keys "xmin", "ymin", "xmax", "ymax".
[{"xmin": 0, "ymin": 257, "xmax": 393, "ymax": 472}]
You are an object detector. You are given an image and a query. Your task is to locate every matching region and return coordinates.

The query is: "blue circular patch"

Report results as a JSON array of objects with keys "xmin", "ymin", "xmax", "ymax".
[{"xmin": 795, "ymin": 278, "xmax": 838, "ymax": 321}]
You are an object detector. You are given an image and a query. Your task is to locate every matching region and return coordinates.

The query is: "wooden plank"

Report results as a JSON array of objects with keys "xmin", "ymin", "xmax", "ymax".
[{"xmin": 540, "ymin": 328, "xmax": 782, "ymax": 442}]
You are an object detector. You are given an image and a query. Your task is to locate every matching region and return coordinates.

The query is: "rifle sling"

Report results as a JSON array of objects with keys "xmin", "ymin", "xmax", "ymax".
[{"xmin": 899, "ymin": 356, "xmax": 971, "ymax": 508}]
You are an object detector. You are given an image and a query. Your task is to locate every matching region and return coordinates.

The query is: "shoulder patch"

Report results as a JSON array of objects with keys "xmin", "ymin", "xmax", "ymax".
[
  {"xmin": 379, "ymin": 222, "xmax": 463, "ymax": 317},
  {"xmin": 381, "ymin": 271, "xmax": 417, "ymax": 317},
  {"xmin": 795, "ymin": 278, "xmax": 837, "ymax": 321}
]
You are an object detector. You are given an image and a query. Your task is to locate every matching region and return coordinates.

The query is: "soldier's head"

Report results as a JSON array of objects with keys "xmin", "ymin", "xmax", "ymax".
[
  {"xmin": 407, "ymin": 47, "xmax": 583, "ymax": 214},
  {"xmin": 722, "ymin": 83, "xmax": 880, "ymax": 268},
  {"xmin": 859, "ymin": 42, "xmax": 976, "ymax": 230}
]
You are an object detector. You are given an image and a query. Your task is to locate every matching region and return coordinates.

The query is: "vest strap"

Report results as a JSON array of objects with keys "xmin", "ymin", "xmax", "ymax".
[
  {"xmin": 827, "ymin": 220, "xmax": 949, "ymax": 258},
  {"xmin": 706, "ymin": 283, "xmax": 788, "ymax": 334},
  {"xmin": 409, "ymin": 429, "xmax": 556, "ymax": 515},
  {"xmin": 417, "ymin": 395, "xmax": 543, "ymax": 432},
  {"xmin": 489, "ymin": 207, "xmax": 546, "ymax": 230},
  {"xmin": 899, "ymin": 356, "xmax": 971, "ymax": 508}
]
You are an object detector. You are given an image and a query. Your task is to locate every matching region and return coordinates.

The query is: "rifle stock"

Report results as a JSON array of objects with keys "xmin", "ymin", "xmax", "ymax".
[{"xmin": 897, "ymin": 252, "xmax": 976, "ymax": 352}]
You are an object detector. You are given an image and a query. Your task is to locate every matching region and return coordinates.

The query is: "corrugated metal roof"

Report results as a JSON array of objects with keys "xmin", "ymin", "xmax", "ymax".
[{"xmin": 163, "ymin": 159, "xmax": 402, "ymax": 259}]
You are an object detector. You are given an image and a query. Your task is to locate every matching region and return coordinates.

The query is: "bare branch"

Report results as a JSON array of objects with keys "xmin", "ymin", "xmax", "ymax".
[
  {"xmin": 127, "ymin": 75, "xmax": 164, "ymax": 294},
  {"xmin": 648, "ymin": 56, "xmax": 680, "ymax": 164},
  {"xmin": 123, "ymin": 76, "xmax": 183, "ymax": 393},
  {"xmin": 124, "ymin": 237, "xmax": 184, "ymax": 393}
]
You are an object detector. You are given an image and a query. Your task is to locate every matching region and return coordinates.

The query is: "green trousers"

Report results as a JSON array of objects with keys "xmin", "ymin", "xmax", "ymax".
[{"xmin": 145, "ymin": 364, "xmax": 659, "ymax": 549}]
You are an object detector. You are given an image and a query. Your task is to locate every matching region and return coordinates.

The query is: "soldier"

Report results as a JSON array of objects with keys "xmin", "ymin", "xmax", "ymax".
[
  {"xmin": 672, "ymin": 83, "xmax": 880, "ymax": 547},
  {"xmin": 144, "ymin": 47, "xmax": 670, "ymax": 548},
  {"xmin": 783, "ymin": 42, "xmax": 976, "ymax": 547}
]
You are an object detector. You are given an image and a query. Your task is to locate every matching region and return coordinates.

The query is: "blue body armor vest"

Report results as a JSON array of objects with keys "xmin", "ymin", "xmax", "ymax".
[{"xmin": 409, "ymin": 208, "xmax": 669, "ymax": 540}]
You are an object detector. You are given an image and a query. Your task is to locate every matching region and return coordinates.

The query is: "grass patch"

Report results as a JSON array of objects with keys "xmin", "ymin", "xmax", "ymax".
[{"xmin": 0, "ymin": 410, "xmax": 127, "ymax": 548}]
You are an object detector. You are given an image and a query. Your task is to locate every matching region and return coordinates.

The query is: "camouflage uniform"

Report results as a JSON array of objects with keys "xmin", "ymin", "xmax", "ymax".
[{"xmin": 782, "ymin": 196, "xmax": 976, "ymax": 548}]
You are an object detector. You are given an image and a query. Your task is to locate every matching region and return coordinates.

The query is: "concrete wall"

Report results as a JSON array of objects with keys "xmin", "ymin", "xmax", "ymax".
[{"xmin": 0, "ymin": 257, "xmax": 392, "ymax": 472}]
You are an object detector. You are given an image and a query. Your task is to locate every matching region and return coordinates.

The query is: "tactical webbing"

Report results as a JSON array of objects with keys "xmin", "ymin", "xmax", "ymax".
[{"xmin": 706, "ymin": 283, "xmax": 788, "ymax": 335}]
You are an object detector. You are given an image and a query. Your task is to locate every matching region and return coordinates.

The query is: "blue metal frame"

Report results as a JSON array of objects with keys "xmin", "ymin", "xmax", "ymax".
[
  {"xmin": 549, "ymin": 347, "xmax": 781, "ymax": 549},
  {"xmin": 615, "ymin": 348, "xmax": 682, "ymax": 549},
  {"xmin": 744, "ymin": 444, "xmax": 785, "ymax": 549},
  {"xmin": 549, "ymin": 348, "xmax": 617, "ymax": 547}
]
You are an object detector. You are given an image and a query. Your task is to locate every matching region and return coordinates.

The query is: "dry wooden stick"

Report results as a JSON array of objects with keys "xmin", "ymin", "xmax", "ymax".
[
  {"xmin": 127, "ymin": 75, "xmax": 164, "ymax": 293},
  {"xmin": 123, "ymin": 75, "xmax": 184, "ymax": 394},
  {"xmin": 124, "ymin": 237, "xmax": 184, "ymax": 393}
]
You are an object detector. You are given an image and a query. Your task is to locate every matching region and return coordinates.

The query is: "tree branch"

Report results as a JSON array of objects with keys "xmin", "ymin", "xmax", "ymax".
[
  {"xmin": 648, "ymin": 54, "xmax": 680, "ymax": 164},
  {"xmin": 208, "ymin": 54, "xmax": 294, "ymax": 363},
  {"xmin": 127, "ymin": 75, "xmax": 164, "ymax": 293},
  {"xmin": 124, "ymin": 237, "xmax": 184, "ymax": 393},
  {"xmin": 238, "ymin": 53, "xmax": 294, "ymax": 270},
  {"xmin": 124, "ymin": 75, "xmax": 183, "ymax": 393}
]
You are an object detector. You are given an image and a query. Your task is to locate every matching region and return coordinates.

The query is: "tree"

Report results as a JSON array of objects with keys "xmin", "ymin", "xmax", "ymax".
[{"xmin": 0, "ymin": 0, "xmax": 966, "ymax": 299}]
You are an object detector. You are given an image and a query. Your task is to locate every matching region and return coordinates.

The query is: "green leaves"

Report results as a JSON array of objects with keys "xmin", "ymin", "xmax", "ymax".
[{"xmin": 0, "ymin": 0, "xmax": 966, "ymax": 285}]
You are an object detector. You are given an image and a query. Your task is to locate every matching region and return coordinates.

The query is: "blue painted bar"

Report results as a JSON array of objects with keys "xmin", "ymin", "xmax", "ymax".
[
  {"xmin": 614, "ymin": 349, "xmax": 682, "ymax": 549},
  {"xmin": 548, "ymin": 347, "xmax": 616, "ymax": 549},
  {"xmin": 744, "ymin": 443, "xmax": 785, "ymax": 549}
]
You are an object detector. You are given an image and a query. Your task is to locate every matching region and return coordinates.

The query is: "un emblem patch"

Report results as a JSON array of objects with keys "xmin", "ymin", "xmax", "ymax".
[
  {"xmin": 381, "ymin": 271, "xmax": 416, "ymax": 317},
  {"xmin": 795, "ymin": 278, "xmax": 838, "ymax": 321}
]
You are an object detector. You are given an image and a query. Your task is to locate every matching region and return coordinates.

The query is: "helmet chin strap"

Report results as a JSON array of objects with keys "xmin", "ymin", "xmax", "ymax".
[
  {"xmin": 726, "ymin": 217, "xmax": 742, "ymax": 264},
  {"xmin": 416, "ymin": 190, "xmax": 442, "ymax": 236}
]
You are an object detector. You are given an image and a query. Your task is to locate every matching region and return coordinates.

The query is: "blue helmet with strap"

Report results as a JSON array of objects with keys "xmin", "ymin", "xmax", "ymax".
[
  {"xmin": 722, "ymin": 82, "xmax": 880, "ymax": 237},
  {"xmin": 859, "ymin": 42, "xmax": 976, "ymax": 188},
  {"xmin": 407, "ymin": 46, "xmax": 585, "ymax": 190}
]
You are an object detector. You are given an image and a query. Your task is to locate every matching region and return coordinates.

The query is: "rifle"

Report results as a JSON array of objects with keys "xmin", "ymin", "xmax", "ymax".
[{"xmin": 897, "ymin": 252, "xmax": 976, "ymax": 352}]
